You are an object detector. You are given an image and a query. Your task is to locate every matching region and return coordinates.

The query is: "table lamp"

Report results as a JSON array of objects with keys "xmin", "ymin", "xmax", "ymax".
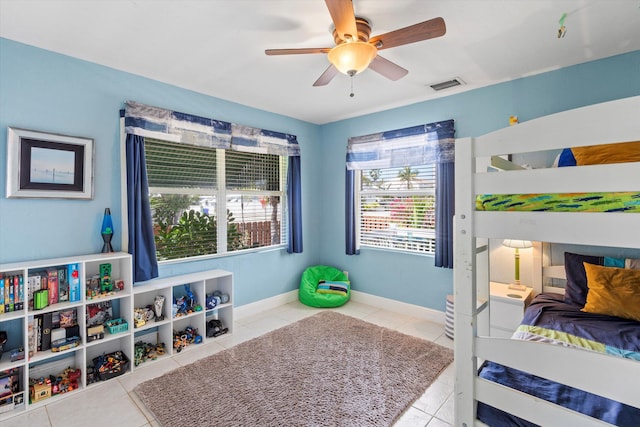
[{"xmin": 502, "ymin": 239, "xmax": 532, "ymax": 290}]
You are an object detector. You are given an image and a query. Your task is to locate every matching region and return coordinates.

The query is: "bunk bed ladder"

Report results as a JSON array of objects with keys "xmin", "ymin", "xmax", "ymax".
[{"xmin": 453, "ymin": 136, "xmax": 481, "ymax": 427}]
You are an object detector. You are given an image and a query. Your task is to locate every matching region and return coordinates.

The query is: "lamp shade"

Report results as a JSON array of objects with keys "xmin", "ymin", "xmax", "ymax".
[
  {"xmin": 327, "ymin": 41, "xmax": 377, "ymax": 76},
  {"xmin": 502, "ymin": 239, "xmax": 532, "ymax": 249}
]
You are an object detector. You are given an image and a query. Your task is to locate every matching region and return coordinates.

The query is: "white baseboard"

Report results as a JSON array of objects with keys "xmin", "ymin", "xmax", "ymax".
[
  {"xmin": 236, "ymin": 289, "xmax": 444, "ymax": 325},
  {"xmin": 350, "ymin": 290, "xmax": 445, "ymax": 324},
  {"xmin": 235, "ymin": 290, "xmax": 298, "ymax": 321}
]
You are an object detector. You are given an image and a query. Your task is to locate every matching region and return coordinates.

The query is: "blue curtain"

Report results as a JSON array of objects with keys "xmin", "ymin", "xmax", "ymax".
[
  {"xmin": 287, "ymin": 156, "xmax": 303, "ymax": 253},
  {"xmin": 125, "ymin": 134, "xmax": 159, "ymax": 282},
  {"xmin": 345, "ymin": 119, "xmax": 455, "ymax": 267},
  {"xmin": 435, "ymin": 162, "xmax": 455, "ymax": 268},
  {"xmin": 345, "ymin": 168, "xmax": 359, "ymax": 255}
]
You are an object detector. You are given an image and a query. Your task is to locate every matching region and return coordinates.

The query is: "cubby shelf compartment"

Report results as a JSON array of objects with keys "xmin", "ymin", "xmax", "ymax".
[{"xmin": 27, "ymin": 352, "xmax": 84, "ymax": 411}]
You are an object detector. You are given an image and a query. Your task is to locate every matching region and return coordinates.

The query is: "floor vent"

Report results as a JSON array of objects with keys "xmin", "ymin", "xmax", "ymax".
[{"xmin": 429, "ymin": 78, "xmax": 464, "ymax": 91}]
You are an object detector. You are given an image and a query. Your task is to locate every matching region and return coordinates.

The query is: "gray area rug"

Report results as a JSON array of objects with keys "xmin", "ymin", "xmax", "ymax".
[{"xmin": 134, "ymin": 311, "xmax": 453, "ymax": 427}]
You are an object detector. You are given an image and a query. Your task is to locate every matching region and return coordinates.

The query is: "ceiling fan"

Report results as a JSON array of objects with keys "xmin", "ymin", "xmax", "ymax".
[{"xmin": 265, "ymin": 0, "xmax": 446, "ymax": 87}]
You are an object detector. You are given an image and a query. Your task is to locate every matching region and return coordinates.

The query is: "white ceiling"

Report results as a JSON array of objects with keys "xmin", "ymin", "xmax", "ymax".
[{"xmin": 1, "ymin": 0, "xmax": 639, "ymax": 124}]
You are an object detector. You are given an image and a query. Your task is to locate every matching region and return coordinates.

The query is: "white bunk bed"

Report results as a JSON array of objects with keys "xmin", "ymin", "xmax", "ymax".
[{"xmin": 453, "ymin": 96, "xmax": 640, "ymax": 426}]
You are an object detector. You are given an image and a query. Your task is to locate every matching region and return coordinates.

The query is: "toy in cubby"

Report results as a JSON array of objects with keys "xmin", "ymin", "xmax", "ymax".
[
  {"xmin": 99, "ymin": 263, "xmax": 112, "ymax": 292},
  {"xmin": 104, "ymin": 318, "xmax": 128, "ymax": 335},
  {"xmin": 86, "ymin": 366, "xmax": 99, "ymax": 385},
  {"xmin": 50, "ymin": 367, "xmax": 81, "ymax": 395},
  {"xmin": 29, "ymin": 378, "xmax": 51, "ymax": 403},
  {"xmin": 153, "ymin": 295, "xmax": 165, "ymax": 321},
  {"xmin": 205, "ymin": 290, "xmax": 229, "ymax": 309},
  {"xmin": 133, "ymin": 307, "xmax": 154, "ymax": 328},
  {"xmin": 172, "ymin": 326, "xmax": 202, "ymax": 352},
  {"xmin": 173, "ymin": 284, "xmax": 202, "ymax": 318},
  {"xmin": 86, "ymin": 299, "xmax": 113, "ymax": 342},
  {"xmin": 133, "ymin": 340, "xmax": 166, "ymax": 366},
  {"xmin": 0, "ymin": 368, "xmax": 20, "ymax": 390},
  {"xmin": 91, "ymin": 350, "xmax": 129, "ymax": 381},
  {"xmin": 1, "ymin": 366, "xmax": 23, "ymax": 412},
  {"xmin": 206, "ymin": 318, "xmax": 229, "ymax": 338},
  {"xmin": 29, "ymin": 367, "xmax": 81, "ymax": 403},
  {"xmin": 10, "ymin": 347, "xmax": 25, "ymax": 362},
  {"xmin": 133, "ymin": 295, "xmax": 165, "ymax": 328},
  {"xmin": 85, "ymin": 263, "xmax": 126, "ymax": 300}
]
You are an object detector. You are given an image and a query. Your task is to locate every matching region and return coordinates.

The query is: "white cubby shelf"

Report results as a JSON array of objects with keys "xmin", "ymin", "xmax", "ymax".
[{"xmin": 0, "ymin": 252, "xmax": 233, "ymax": 420}]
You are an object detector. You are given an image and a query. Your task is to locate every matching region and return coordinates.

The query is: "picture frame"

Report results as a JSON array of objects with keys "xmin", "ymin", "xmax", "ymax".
[{"xmin": 6, "ymin": 127, "xmax": 94, "ymax": 199}]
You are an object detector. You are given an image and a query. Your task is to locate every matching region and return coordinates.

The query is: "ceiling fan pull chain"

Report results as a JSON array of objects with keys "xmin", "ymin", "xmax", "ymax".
[{"xmin": 350, "ymin": 74, "xmax": 355, "ymax": 98}]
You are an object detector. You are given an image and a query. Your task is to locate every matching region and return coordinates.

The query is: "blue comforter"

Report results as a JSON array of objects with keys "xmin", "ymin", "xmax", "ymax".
[{"xmin": 477, "ymin": 293, "xmax": 640, "ymax": 427}]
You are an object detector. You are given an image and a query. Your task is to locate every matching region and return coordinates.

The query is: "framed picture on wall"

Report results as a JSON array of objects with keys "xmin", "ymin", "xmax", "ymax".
[{"xmin": 6, "ymin": 127, "xmax": 94, "ymax": 199}]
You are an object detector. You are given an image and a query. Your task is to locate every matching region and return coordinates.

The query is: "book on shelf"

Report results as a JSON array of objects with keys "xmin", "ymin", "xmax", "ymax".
[
  {"xmin": 36, "ymin": 316, "xmax": 42, "ymax": 352},
  {"xmin": 86, "ymin": 300, "xmax": 113, "ymax": 327},
  {"xmin": 33, "ymin": 289, "xmax": 48, "ymax": 310},
  {"xmin": 57, "ymin": 266, "xmax": 69, "ymax": 302},
  {"xmin": 28, "ymin": 274, "xmax": 41, "ymax": 310},
  {"xmin": 8, "ymin": 276, "xmax": 14, "ymax": 312},
  {"xmin": 28, "ymin": 317, "xmax": 36, "ymax": 358},
  {"xmin": 58, "ymin": 308, "xmax": 77, "ymax": 328},
  {"xmin": 68, "ymin": 264, "xmax": 80, "ymax": 302},
  {"xmin": 51, "ymin": 310, "xmax": 60, "ymax": 329},
  {"xmin": 0, "ymin": 275, "xmax": 5, "ymax": 314},
  {"xmin": 16, "ymin": 275, "xmax": 24, "ymax": 311},
  {"xmin": 0, "ymin": 274, "xmax": 25, "ymax": 313},
  {"xmin": 40, "ymin": 312, "xmax": 53, "ymax": 351},
  {"xmin": 46, "ymin": 268, "xmax": 58, "ymax": 306}
]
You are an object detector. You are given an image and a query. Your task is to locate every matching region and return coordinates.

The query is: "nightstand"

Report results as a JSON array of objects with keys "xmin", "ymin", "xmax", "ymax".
[{"xmin": 489, "ymin": 282, "xmax": 533, "ymax": 338}]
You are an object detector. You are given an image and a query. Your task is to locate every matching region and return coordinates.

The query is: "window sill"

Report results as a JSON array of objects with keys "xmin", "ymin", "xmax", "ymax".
[
  {"xmin": 157, "ymin": 244, "xmax": 287, "ymax": 265},
  {"xmin": 359, "ymin": 245, "xmax": 435, "ymax": 257}
]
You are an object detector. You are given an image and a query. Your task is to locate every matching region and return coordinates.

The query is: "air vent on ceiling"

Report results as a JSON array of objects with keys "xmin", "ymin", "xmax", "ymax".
[{"xmin": 429, "ymin": 77, "xmax": 465, "ymax": 92}]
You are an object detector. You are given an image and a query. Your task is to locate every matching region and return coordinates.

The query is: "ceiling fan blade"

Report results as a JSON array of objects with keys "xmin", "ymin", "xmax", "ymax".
[
  {"xmin": 369, "ymin": 17, "xmax": 446, "ymax": 50},
  {"xmin": 313, "ymin": 65, "xmax": 339, "ymax": 86},
  {"xmin": 325, "ymin": 0, "xmax": 358, "ymax": 41},
  {"xmin": 265, "ymin": 48, "xmax": 331, "ymax": 56},
  {"xmin": 368, "ymin": 55, "xmax": 408, "ymax": 81}
]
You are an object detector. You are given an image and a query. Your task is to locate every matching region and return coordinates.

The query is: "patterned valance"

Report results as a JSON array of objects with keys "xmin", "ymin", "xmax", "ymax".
[
  {"xmin": 124, "ymin": 101, "xmax": 300, "ymax": 156},
  {"xmin": 231, "ymin": 125, "xmax": 300, "ymax": 156},
  {"xmin": 346, "ymin": 119, "xmax": 454, "ymax": 170}
]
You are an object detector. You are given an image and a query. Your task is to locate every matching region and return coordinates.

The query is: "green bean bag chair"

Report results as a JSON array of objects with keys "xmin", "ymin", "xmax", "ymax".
[{"xmin": 299, "ymin": 265, "xmax": 350, "ymax": 308}]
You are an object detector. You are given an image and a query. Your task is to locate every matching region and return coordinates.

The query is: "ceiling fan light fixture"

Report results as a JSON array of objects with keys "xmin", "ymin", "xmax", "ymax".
[{"xmin": 327, "ymin": 41, "xmax": 377, "ymax": 76}]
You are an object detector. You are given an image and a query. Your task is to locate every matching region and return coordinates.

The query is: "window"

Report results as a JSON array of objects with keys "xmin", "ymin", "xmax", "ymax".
[
  {"xmin": 145, "ymin": 138, "xmax": 287, "ymax": 261},
  {"xmin": 358, "ymin": 164, "xmax": 436, "ymax": 254}
]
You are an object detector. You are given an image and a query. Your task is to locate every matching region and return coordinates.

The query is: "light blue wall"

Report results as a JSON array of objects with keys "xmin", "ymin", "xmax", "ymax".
[
  {"xmin": 317, "ymin": 50, "xmax": 640, "ymax": 311},
  {"xmin": 0, "ymin": 38, "xmax": 321, "ymax": 306},
  {"xmin": 1, "ymin": 37, "xmax": 638, "ymax": 312}
]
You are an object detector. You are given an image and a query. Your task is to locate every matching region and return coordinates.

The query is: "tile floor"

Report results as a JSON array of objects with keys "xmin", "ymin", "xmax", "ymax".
[{"xmin": 3, "ymin": 300, "xmax": 455, "ymax": 427}]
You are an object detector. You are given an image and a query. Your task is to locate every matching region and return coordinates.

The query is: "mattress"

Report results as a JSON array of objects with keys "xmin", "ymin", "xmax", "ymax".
[
  {"xmin": 477, "ymin": 293, "xmax": 640, "ymax": 427},
  {"xmin": 476, "ymin": 192, "xmax": 640, "ymax": 213}
]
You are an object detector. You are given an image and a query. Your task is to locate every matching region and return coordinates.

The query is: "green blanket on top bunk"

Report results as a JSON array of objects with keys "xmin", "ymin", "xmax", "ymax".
[{"xmin": 476, "ymin": 192, "xmax": 640, "ymax": 213}]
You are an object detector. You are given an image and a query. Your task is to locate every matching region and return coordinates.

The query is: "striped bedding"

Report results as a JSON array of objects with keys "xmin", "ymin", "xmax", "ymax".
[
  {"xmin": 478, "ymin": 293, "xmax": 640, "ymax": 426},
  {"xmin": 476, "ymin": 192, "xmax": 640, "ymax": 213}
]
